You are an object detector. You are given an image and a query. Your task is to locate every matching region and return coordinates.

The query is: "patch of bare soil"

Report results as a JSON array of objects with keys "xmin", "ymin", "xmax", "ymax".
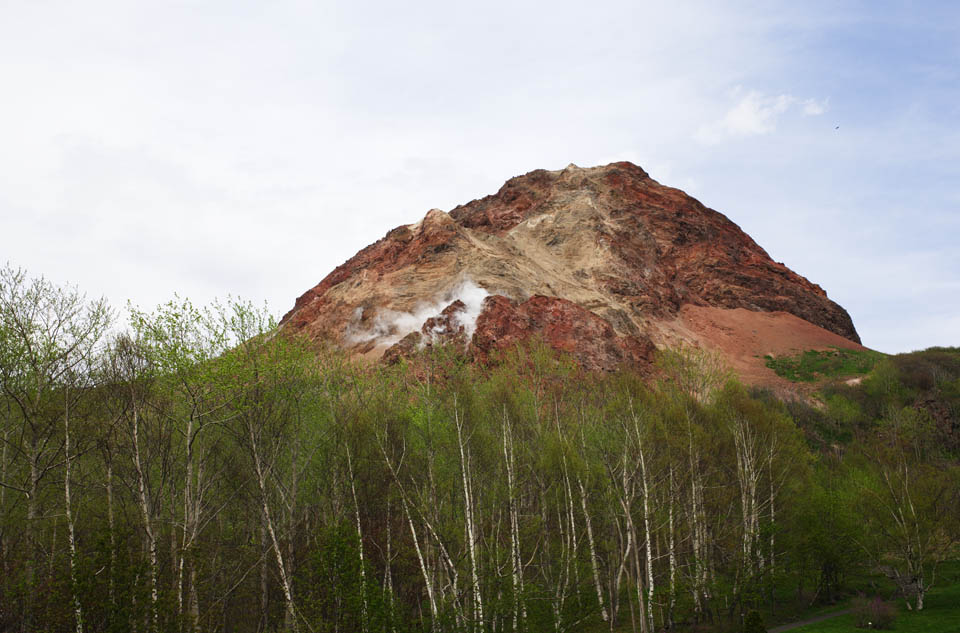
[{"xmin": 658, "ymin": 305, "xmax": 868, "ymax": 394}]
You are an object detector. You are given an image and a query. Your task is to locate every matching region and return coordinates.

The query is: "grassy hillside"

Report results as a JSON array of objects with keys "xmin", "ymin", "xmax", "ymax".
[
  {"xmin": 764, "ymin": 348, "xmax": 886, "ymax": 383},
  {"xmin": 788, "ymin": 562, "xmax": 960, "ymax": 632}
]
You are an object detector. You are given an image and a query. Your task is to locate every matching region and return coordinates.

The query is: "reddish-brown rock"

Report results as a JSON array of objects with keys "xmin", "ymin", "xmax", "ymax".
[
  {"xmin": 422, "ymin": 300, "xmax": 469, "ymax": 340},
  {"xmin": 280, "ymin": 162, "xmax": 862, "ymax": 381},
  {"xmin": 470, "ymin": 295, "xmax": 656, "ymax": 372}
]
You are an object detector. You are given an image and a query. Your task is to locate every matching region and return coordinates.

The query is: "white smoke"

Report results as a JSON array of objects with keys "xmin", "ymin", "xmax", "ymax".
[{"xmin": 346, "ymin": 279, "xmax": 491, "ymax": 347}]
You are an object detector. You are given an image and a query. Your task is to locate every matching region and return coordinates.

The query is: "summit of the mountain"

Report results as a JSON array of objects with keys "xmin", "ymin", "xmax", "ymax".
[{"xmin": 280, "ymin": 162, "xmax": 863, "ymax": 385}]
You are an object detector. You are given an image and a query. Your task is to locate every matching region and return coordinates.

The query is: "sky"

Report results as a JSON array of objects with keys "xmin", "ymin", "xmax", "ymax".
[{"xmin": 1, "ymin": 0, "xmax": 957, "ymax": 354}]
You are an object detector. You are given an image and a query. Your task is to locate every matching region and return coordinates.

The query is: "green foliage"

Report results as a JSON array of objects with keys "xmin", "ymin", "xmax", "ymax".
[
  {"xmin": 787, "ymin": 467, "xmax": 865, "ymax": 603},
  {"xmin": 764, "ymin": 348, "xmax": 885, "ymax": 383},
  {"xmin": 744, "ymin": 609, "xmax": 767, "ymax": 633},
  {"xmin": 892, "ymin": 347, "xmax": 960, "ymax": 391},
  {"xmin": 2, "ymin": 265, "xmax": 959, "ymax": 633},
  {"xmin": 300, "ymin": 523, "xmax": 402, "ymax": 633}
]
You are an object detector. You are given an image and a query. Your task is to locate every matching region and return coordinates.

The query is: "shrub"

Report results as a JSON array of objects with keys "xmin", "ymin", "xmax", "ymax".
[
  {"xmin": 743, "ymin": 609, "xmax": 766, "ymax": 633},
  {"xmin": 852, "ymin": 595, "xmax": 897, "ymax": 629}
]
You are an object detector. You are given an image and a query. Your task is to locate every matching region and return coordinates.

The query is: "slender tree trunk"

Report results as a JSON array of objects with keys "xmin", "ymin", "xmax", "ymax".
[
  {"xmin": 503, "ymin": 409, "xmax": 527, "ymax": 631},
  {"xmin": 401, "ymin": 493, "xmax": 438, "ymax": 622},
  {"xmin": 347, "ymin": 450, "xmax": 369, "ymax": 633},
  {"xmin": 638, "ymin": 442, "xmax": 655, "ymax": 633},
  {"xmin": 456, "ymin": 400, "xmax": 483, "ymax": 629},
  {"xmin": 621, "ymin": 462, "xmax": 648, "ymax": 633},
  {"xmin": 558, "ymin": 432, "xmax": 581, "ymax": 604},
  {"xmin": 189, "ymin": 566, "xmax": 200, "ymax": 632},
  {"xmin": 0, "ymin": 429, "xmax": 7, "ymax": 580},
  {"xmin": 384, "ymin": 497, "xmax": 396, "ymax": 631},
  {"xmin": 22, "ymin": 449, "xmax": 39, "ymax": 633},
  {"xmin": 64, "ymin": 398, "xmax": 84, "ymax": 633},
  {"xmin": 285, "ymin": 428, "xmax": 300, "ymax": 632},
  {"xmin": 687, "ymin": 417, "xmax": 709, "ymax": 621},
  {"xmin": 768, "ymin": 445, "xmax": 777, "ymax": 580},
  {"xmin": 733, "ymin": 418, "xmax": 760, "ymax": 589},
  {"xmin": 179, "ymin": 416, "xmax": 193, "ymax": 629},
  {"xmin": 614, "ymin": 449, "xmax": 641, "ymax": 631},
  {"xmin": 688, "ymin": 443, "xmax": 701, "ymax": 619},
  {"xmin": 579, "ymin": 477, "xmax": 609, "ymax": 623},
  {"xmin": 250, "ymin": 422, "xmax": 298, "ymax": 633},
  {"xmin": 379, "ymin": 439, "xmax": 439, "ymax": 625},
  {"xmin": 132, "ymin": 405, "xmax": 158, "ymax": 633},
  {"xmin": 106, "ymin": 458, "xmax": 117, "ymax": 612},
  {"xmin": 260, "ymin": 516, "xmax": 269, "ymax": 633},
  {"xmin": 667, "ymin": 466, "xmax": 677, "ymax": 629}
]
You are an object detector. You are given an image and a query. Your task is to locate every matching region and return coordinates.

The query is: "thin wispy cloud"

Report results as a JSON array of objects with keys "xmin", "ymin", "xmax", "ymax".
[
  {"xmin": 801, "ymin": 98, "xmax": 829, "ymax": 116},
  {"xmin": 696, "ymin": 89, "xmax": 827, "ymax": 144}
]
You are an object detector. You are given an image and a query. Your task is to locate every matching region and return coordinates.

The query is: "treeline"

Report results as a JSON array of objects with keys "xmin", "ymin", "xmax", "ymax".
[{"xmin": 0, "ymin": 265, "xmax": 958, "ymax": 633}]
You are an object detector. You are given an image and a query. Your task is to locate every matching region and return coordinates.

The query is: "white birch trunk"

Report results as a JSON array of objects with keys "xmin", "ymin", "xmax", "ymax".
[
  {"xmin": 614, "ymin": 448, "xmax": 643, "ymax": 631},
  {"xmin": 687, "ymin": 424, "xmax": 704, "ymax": 619},
  {"xmin": 401, "ymin": 493, "xmax": 438, "ymax": 622},
  {"xmin": 638, "ymin": 442, "xmax": 655, "ymax": 633},
  {"xmin": 578, "ymin": 477, "xmax": 609, "ymax": 623},
  {"xmin": 733, "ymin": 418, "xmax": 760, "ymax": 582},
  {"xmin": 131, "ymin": 405, "xmax": 158, "ymax": 633},
  {"xmin": 64, "ymin": 398, "xmax": 84, "ymax": 633},
  {"xmin": 106, "ymin": 458, "xmax": 117, "ymax": 610},
  {"xmin": 347, "ymin": 450, "xmax": 369, "ymax": 633},
  {"xmin": 455, "ymin": 401, "xmax": 483, "ymax": 629},
  {"xmin": 0, "ymin": 429, "xmax": 6, "ymax": 571},
  {"xmin": 178, "ymin": 414, "xmax": 193, "ymax": 627},
  {"xmin": 380, "ymin": 440, "xmax": 438, "ymax": 624},
  {"xmin": 249, "ymin": 422, "xmax": 299, "ymax": 633},
  {"xmin": 768, "ymin": 444, "xmax": 777, "ymax": 579},
  {"xmin": 384, "ymin": 497, "xmax": 396, "ymax": 631},
  {"xmin": 502, "ymin": 408, "xmax": 527, "ymax": 631},
  {"xmin": 667, "ymin": 466, "xmax": 677, "ymax": 629}
]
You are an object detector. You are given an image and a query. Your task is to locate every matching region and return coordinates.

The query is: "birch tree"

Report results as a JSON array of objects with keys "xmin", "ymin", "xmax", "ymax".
[
  {"xmin": 0, "ymin": 265, "xmax": 110, "ymax": 633},
  {"xmin": 131, "ymin": 298, "xmax": 233, "ymax": 632},
  {"xmin": 856, "ymin": 407, "xmax": 960, "ymax": 611},
  {"xmin": 101, "ymin": 333, "xmax": 170, "ymax": 633},
  {"xmin": 219, "ymin": 298, "xmax": 318, "ymax": 632}
]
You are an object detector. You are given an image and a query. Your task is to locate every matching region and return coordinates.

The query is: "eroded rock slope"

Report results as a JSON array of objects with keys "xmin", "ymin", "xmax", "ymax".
[{"xmin": 280, "ymin": 162, "xmax": 862, "ymax": 381}]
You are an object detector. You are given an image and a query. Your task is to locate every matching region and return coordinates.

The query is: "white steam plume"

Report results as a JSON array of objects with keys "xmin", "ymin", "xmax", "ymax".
[{"xmin": 346, "ymin": 278, "xmax": 491, "ymax": 347}]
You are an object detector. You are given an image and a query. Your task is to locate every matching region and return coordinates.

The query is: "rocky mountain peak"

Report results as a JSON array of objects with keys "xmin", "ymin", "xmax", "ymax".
[{"xmin": 280, "ymin": 162, "xmax": 863, "ymax": 386}]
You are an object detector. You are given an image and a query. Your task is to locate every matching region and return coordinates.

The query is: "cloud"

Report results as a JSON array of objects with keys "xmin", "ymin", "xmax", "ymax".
[
  {"xmin": 801, "ymin": 98, "xmax": 828, "ymax": 116},
  {"xmin": 696, "ymin": 89, "xmax": 827, "ymax": 144},
  {"xmin": 0, "ymin": 1, "xmax": 956, "ymax": 355}
]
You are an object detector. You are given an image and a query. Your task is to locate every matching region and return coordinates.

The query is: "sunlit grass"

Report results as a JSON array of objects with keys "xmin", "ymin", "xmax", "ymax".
[{"xmin": 765, "ymin": 348, "xmax": 885, "ymax": 383}]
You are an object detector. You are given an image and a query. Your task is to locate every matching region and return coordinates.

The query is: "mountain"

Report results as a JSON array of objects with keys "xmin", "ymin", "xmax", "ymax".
[{"xmin": 279, "ymin": 162, "xmax": 864, "ymax": 385}]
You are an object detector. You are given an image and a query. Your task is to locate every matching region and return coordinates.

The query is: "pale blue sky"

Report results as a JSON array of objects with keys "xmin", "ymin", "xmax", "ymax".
[{"xmin": 1, "ymin": 0, "xmax": 957, "ymax": 353}]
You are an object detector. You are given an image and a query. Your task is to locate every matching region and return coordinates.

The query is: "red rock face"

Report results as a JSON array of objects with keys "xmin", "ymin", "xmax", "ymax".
[
  {"xmin": 470, "ymin": 295, "xmax": 656, "ymax": 372},
  {"xmin": 280, "ymin": 162, "xmax": 862, "ymax": 380},
  {"xmin": 446, "ymin": 162, "xmax": 858, "ymax": 341},
  {"xmin": 422, "ymin": 300, "xmax": 468, "ymax": 339}
]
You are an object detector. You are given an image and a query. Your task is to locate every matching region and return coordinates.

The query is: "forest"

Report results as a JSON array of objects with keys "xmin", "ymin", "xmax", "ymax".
[{"xmin": 0, "ymin": 265, "xmax": 958, "ymax": 633}]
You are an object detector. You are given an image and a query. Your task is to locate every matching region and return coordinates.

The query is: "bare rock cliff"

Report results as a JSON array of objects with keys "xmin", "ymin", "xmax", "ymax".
[{"xmin": 280, "ymin": 162, "xmax": 862, "ymax": 383}]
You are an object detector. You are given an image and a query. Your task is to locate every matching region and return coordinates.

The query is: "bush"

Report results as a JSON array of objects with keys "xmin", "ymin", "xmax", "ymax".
[
  {"xmin": 743, "ymin": 609, "xmax": 766, "ymax": 633},
  {"xmin": 852, "ymin": 595, "xmax": 897, "ymax": 629}
]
